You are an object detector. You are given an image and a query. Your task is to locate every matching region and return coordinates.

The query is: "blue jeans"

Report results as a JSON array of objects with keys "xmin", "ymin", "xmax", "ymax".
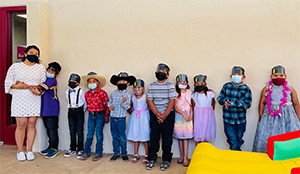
[
  {"xmin": 42, "ymin": 116, "xmax": 59, "ymax": 149},
  {"xmin": 83, "ymin": 112, "xmax": 105, "ymax": 156},
  {"xmin": 110, "ymin": 117, "xmax": 127, "ymax": 156},
  {"xmin": 224, "ymin": 121, "xmax": 246, "ymax": 150}
]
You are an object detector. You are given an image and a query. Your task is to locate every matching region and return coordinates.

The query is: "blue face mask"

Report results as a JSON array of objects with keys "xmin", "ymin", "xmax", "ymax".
[
  {"xmin": 88, "ymin": 83, "xmax": 97, "ymax": 89},
  {"xmin": 231, "ymin": 75, "xmax": 242, "ymax": 84},
  {"xmin": 46, "ymin": 72, "xmax": 55, "ymax": 78}
]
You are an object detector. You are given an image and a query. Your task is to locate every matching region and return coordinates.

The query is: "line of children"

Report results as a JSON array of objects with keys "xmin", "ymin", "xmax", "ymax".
[{"xmin": 28, "ymin": 62, "xmax": 299, "ymax": 172}]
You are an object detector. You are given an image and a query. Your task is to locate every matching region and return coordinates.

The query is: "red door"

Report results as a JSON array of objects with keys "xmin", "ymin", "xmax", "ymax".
[{"xmin": 0, "ymin": 6, "xmax": 26, "ymax": 145}]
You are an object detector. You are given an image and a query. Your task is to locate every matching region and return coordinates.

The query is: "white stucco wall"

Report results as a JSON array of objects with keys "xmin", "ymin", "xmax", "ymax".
[{"xmin": 1, "ymin": 0, "xmax": 299, "ymax": 158}]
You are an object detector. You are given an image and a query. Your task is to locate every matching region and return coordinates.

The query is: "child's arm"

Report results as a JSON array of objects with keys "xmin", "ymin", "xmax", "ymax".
[
  {"xmin": 258, "ymin": 86, "xmax": 267, "ymax": 121},
  {"xmin": 174, "ymin": 98, "xmax": 189, "ymax": 122},
  {"xmin": 127, "ymin": 97, "xmax": 133, "ymax": 114},
  {"xmin": 102, "ymin": 91, "xmax": 110, "ymax": 123},
  {"xmin": 121, "ymin": 93, "xmax": 131, "ymax": 110},
  {"xmin": 148, "ymin": 99, "xmax": 159, "ymax": 116},
  {"xmin": 212, "ymin": 98, "xmax": 215, "ymax": 110},
  {"xmin": 217, "ymin": 84, "xmax": 227, "ymax": 106},
  {"xmin": 107, "ymin": 92, "xmax": 114, "ymax": 111},
  {"xmin": 188, "ymin": 99, "xmax": 193, "ymax": 122},
  {"xmin": 191, "ymin": 98, "xmax": 195, "ymax": 125},
  {"xmin": 291, "ymin": 86, "xmax": 300, "ymax": 120}
]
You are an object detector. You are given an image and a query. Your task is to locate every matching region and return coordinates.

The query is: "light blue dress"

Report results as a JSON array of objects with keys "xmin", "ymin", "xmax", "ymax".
[
  {"xmin": 253, "ymin": 85, "xmax": 300, "ymax": 153},
  {"xmin": 126, "ymin": 94, "xmax": 150, "ymax": 142}
]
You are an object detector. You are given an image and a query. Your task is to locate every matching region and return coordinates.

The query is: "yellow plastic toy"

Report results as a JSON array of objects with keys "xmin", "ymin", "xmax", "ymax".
[{"xmin": 187, "ymin": 142, "xmax": 300, "ymax": 174}]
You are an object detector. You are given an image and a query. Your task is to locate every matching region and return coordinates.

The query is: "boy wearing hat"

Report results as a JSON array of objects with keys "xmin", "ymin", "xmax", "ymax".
[
  {"xmin": 80, "ymin": 72, "xmax": 109, "ymax": 161},
  {"xmin": 29, "ymin": 62, "xmax": 62, "ymax": 159},
  {"xmin": 217, "ymin": 66, "xmax": 252, "ymax": 151},
  {"xmin": 146, "ymin": 63, "xmax": 176, "ymax": 171},
  {"xmin": 64, "ymin": 74, "xmax": 86, "ymax": 159},
  {"xmin": 108, "ymin": 72, "xmax": 136, "ymax": 162}
]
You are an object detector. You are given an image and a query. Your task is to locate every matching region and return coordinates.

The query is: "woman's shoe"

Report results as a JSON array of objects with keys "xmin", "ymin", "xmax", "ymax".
[
  {"xmin": 17, "ymin": 152, "xmax": 26, "ymax": 162},
  {"xmin": 26, "ymin": 151, "xmax": 35, "ymax": 161}
]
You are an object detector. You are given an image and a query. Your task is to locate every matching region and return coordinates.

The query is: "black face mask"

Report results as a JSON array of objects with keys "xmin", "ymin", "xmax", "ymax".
[
  {"xmin": 68, "ymin": 81, "xmax": 77, "ymax": 89},
  {"xmin": 195, "ymin": 85, "xmax": 205, "ymax": 92},
  {"xmin": 26, "ymin": 55, "xmax": 38, "ymax": 63},
  {"xmin": 117, "ymin": 84, "xmax": 127, "ymax": 90},
  {"xmin": 155, "ymin": 72, "xmax": 167, "ymax": 81}
]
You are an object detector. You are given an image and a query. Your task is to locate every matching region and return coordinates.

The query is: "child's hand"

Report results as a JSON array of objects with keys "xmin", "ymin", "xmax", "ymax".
[
  {"xmin": 188, "ymin": 113, "xmax": 193, "ymax": 122},
  {"xmin": 225, "ymin": 100, "xmax": 231, "ymax": 108},
  {"xmin": 105, "ymin": 117, "xmax": 109, "ymax": 123},
  {"xmin": 16, "ymin": 81, "xmax": 20, "ymax": 84},
  {"xmin": 183, "ymin": 113, "xmax": 189, "ymax": 122},
  {"xmin": 28, "ymin": 86, "xmax": 41, "ymax": 95},
  {"xmin": 122, "ymin": 97, "xmax": 126, "ymax": 103},
  {"xmin": 109, "ymin": 106, "xmax": 114, "ymax": 111}
]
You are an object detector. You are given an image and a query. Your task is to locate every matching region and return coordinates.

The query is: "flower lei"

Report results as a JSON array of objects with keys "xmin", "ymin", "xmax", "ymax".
[{"xmin": 265, "ymin": 80, "xmax": 290, "ymax": 117}]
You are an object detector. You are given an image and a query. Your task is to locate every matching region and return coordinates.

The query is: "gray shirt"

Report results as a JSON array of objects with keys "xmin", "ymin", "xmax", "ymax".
[{"xmin": 147, "ymin": 79, "xmax": 176, "ymax": 113}]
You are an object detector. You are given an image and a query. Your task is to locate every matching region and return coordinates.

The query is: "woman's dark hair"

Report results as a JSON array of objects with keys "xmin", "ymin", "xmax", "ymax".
[
  {"xmin": 176, "ymin": 82, "xmax": 190, "ymax": 98},
  {"xmin": 22, "ymin": 45, "xmax": 41, "ymax": 63}
]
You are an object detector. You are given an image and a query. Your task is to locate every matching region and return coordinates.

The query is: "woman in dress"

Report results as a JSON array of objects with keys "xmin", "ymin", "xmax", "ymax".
[{"xmin": 5, "ymin": 45, "xmax": 46, "ymax": 161}]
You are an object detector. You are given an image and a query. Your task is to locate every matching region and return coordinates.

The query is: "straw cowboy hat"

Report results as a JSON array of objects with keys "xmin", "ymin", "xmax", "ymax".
[{"xmin": 82, "ymin": 72, "xmax": 106, "ymax": 88}]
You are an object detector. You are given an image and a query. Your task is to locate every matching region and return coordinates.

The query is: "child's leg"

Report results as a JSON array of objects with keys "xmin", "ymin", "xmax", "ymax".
[
  {"xmin": 178, "ymin": 139, "xmax": 184, "ymax": 162},
  {"xmin": 236, "ymin": 122, "xmax": 246, "ymax": 150},
  {"xmin": 148, "ymin": 112, "xmax": 161, "ymax": 161},
  {"xmin": 68, "ymin": 110, "xmax": 77, "ymax": 151},
  {"xmin": 134, "ymin": 142, "xmax": 140, "ymax": 155},
  {"xmin": 183, "ymin": 139, "xmax": 189, "ymax": 162},
  {"xmin": 143, "ymin": 141, "xmax": 148, "ymax": 156},
  {"xmin": 224, "ymin": 121, "xmax": 239, "ymax": 150},
  {"xmin": 110, "ymin": 117, "xmax": 120, "ymax": 156},
  {"xmin": 118, "ymin": 117, "xmax": 127, "ymax": 157},
  {"xmin": 83, "ymin": 113, "xmax": 96, "ymax": 155},
  {"xmin": 161, "ymin": 111, "xmax": 175, "ymax": 162},
  {"xmin": 95, "ymin": 112, "xmax": 105, "ymax": 156},
  {"xmin": 43, "ymin": 116, "xmax": 59, "ymax": 149},
  {"xmin": 76, "ymin": 108, "xmax": 84, "ymax": 151}
]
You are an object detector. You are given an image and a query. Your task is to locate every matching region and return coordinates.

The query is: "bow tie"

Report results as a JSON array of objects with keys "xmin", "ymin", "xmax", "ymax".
[{"xmin": 70, "ymin": 90, "xmax": 76, "ymax": 93}]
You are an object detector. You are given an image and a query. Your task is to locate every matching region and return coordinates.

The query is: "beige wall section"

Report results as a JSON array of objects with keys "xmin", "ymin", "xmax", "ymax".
[{"xmin": 2, "ymin": 0, "xmax": 300, "ymax": 158}]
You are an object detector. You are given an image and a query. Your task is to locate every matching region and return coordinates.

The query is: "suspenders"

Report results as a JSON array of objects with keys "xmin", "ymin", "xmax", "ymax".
[{"xmin": 68, "ymin": 88, "xmax": 81, "ymax": 108}]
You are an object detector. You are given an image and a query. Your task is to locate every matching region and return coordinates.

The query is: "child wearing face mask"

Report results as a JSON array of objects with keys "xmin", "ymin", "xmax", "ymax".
[
  {"xmin": 252, "ymin": 65, "xmax": 300, "ymax": 153},
  {"xmin": 217, "ymin": 66, "xmax": 252, "ymax": 151},
  {"xmin": 146, "ymin": 63, "xmax": 176, "ymax": 171},
  {"xmin": 173, "ymin": 74, "xmax": 193, "ymax": 167},
  {"xmin": 108, "ymin": 72, "xmax": 136, "ymax": 162},
  {"xmin": 191, "ymin": 75, "xmax": 216, "ymax": 146},
  {"xmin": 126, "ymin": 79, "xmax": 150, "ymax": 164},
  {"xmin": 80, "ymin": 72, "xmax": 109, "ymax": 161},
  {"xmin": 29, "ymin": 62, "xmax": 62, "ymax": 159},
  {"xmin": 64, "ymin": 74, "xmax": 86, "ymax": 159}
]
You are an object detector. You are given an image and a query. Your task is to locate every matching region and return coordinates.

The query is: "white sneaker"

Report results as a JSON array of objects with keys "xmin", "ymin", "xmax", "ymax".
[
  {"xmin": 26, "ymin": 151, "xmax": 35, "ymax": 161},
  {"xmin": 17, "ymin": 152, "xmax": 26, "ymax": 162}
]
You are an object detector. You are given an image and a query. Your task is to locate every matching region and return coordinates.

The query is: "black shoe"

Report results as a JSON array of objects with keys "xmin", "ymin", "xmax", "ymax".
[
  {"xmin": 122, "ymin": 155, "xmax": 129, "ymax": 162},
  {"xmin": 160, "ymin": 161, "xmax": 170, "ymax": 171},
  {"xmin": 146, "ymin": 160, "xmax": 157, "ymax": 170},
  {"xmin": 110, "ymin": 155, "xmax": 120, "ymax": 162}
]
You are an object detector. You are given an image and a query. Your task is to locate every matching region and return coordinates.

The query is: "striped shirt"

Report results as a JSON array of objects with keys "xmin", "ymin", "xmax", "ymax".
[
  {"xmin": 107, "ymin": 89, "xmax": 131, "ymax": 118},
  {"xmin": 147, "ymin": 79, "xmax": 176, "ymax": 113},
  {"xmin": 217, "ymin": 82, "xmax": 252, "ymax": 124}
]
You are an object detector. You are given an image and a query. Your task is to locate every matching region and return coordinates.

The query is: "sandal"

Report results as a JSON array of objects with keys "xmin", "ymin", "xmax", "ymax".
[
  {"xmin": 177, "ymin": 159, "xmax": 183, "ymax": 164},
  {"xmin": 183, "ymin": 161, "xmax": 189, "ymax": 167},
  {"xmin": 142, "ymin": 155, "xmax": 148, "ymax": 164},
  {"xmin": 131, "ymin": 154, "xmax": 140, "ymax": 163}
]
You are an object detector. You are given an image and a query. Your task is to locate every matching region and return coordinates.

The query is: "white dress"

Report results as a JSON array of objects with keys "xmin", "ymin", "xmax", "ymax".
[{"xmin": 4, "ymin": 62, "xmax": 46, "ymax": 117}]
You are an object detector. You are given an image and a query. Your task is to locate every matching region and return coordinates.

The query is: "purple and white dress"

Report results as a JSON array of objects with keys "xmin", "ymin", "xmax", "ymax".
[
  {"xmin": 126, "ymin": 94, "xmax": 150, "ymax": 142},
  {"xmin": 192, "ymin": 91, "xmax": 216, "ymax": 142},
  {"xmin": 173, "ymin": 90, "xmax": 194, "ymax": 139}
]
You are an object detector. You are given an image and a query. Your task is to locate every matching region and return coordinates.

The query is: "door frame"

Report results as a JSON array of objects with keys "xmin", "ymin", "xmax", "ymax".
[{"xmin": 0, "ymin": 6, "xmax": 26, "ymax": 145}]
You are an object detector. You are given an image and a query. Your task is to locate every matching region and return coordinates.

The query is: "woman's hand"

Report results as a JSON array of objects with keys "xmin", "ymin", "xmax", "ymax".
[
  {"xmin": 11, "ymin": 81, "xmax": 28, "ymax": 89},
  {"xmin": 28, "ymin": 86, "xmax": 41, "ymax": 95}
]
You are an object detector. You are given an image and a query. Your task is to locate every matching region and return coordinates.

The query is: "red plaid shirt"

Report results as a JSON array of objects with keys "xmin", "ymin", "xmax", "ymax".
[{"xmin": 85, "ymin": 86, "xmax": 109, "ymax": 118}]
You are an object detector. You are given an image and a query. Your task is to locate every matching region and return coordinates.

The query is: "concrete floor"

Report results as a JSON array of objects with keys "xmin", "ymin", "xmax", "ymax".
[{"xmin": 0, "ymin": 145, "xmax": 187, "ymax": 174}]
